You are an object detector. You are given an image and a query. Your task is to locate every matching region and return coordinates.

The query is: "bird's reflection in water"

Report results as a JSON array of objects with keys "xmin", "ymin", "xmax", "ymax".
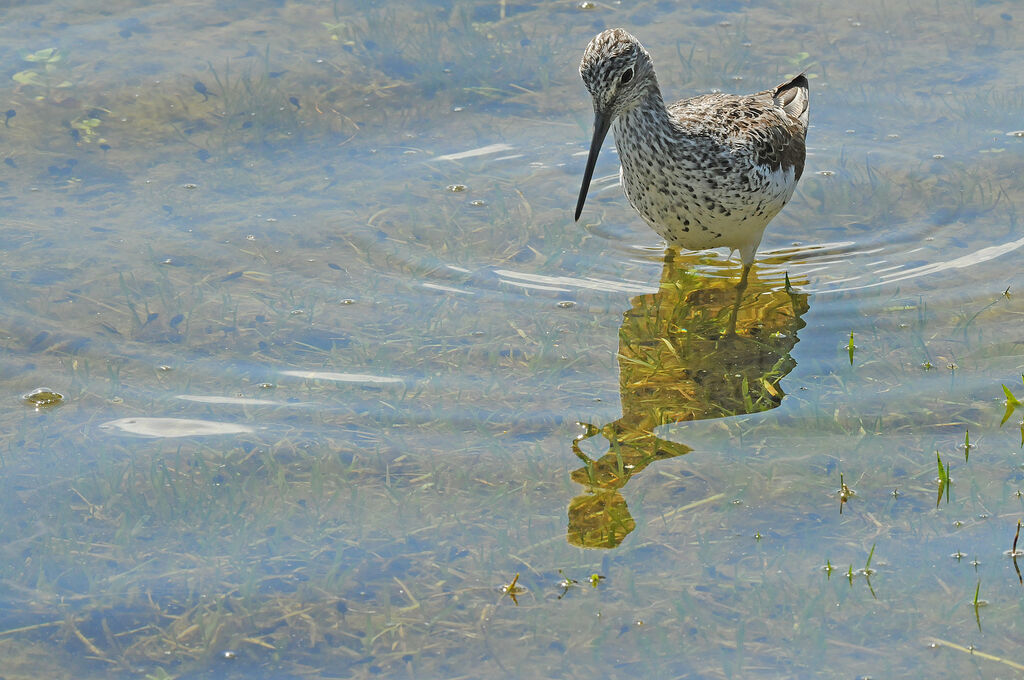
[{"xmin": 568, "ymin": 253, "xmax": 810, "ymax": 549}]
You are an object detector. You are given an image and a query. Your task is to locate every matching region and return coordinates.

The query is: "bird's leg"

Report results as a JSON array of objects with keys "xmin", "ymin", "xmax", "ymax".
[{"xmin": 725, "ymin": 262, "xmax": 751, "ymax": 336}]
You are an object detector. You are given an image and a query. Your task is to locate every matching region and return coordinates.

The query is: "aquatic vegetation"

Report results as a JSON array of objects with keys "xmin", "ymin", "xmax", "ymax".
[
  {"xmin": 837, "ymin": 543, "xmax": 879, "ymax": 598},
  {"xmin": 1001, "ymin": 377, "xmax": 1022, "ymax": 427},
  {"xmin": 936, "ymin": 450, "xmax": 951, "ymax": 506},
  {"xmin": 972, "ymin": 579, "xmax": 986, "ymax": 630},
  {"xmin": 1011, "ymin": 521, "xmax": 1023, "ymax": 585},
  {"xmin": 837, "ymin": 473, "xmax": 853, "ymax": 514},
  {"xmin": 11, "ymin": 47, "xmax": 72, "ymax": 94},
  {"xmin": 1, "ymin": 0, "xmax": 1024, "ymax": 678},
  {"xmin": 501, "ymin": 572, "xmax": 525, "ymax": 605},
  {"xmin": 21, "ymin": 387, "xmax": 64, "ymax": 409}
]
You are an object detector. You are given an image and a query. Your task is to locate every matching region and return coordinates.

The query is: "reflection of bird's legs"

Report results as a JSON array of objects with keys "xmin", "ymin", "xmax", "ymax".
[
  {"xmin": 572, "ymin": 426, "xmax": 600, "ymax": 485},
  {"xmin": 726, "ymin": 262, "xmax": 751, "ymax": 336}
]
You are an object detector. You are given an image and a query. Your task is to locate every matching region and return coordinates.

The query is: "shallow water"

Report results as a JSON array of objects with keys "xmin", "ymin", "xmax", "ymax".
[{"xmin": 1, "ymin": 1, "xmax": 1023, "ymax": 678}]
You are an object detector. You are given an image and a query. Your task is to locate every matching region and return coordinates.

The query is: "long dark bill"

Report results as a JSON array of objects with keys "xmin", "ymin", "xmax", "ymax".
[{"xmin": 574, "ymin": 111, "xmax": 612, "ymax": 222}]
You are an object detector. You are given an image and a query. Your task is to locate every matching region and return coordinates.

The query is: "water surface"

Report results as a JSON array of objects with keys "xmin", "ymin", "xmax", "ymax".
[{"xmin": 1, "ymin": 1, "xmax": 1023, "ymax": 678}]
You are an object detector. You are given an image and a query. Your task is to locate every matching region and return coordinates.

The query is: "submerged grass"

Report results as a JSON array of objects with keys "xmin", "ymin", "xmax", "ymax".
[
  {"xmin": 0, "ymin": 428, "xmax": 574, "ymax": 675},
  {"xmin": 2, "ymin": 0, "xmax": 1024, "ymax": 678}
]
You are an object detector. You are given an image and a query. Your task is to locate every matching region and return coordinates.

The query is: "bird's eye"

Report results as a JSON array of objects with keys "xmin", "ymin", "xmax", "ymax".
[{"xmin": 620, "ymin": 68, "xmax": 634, "ymax": 85}]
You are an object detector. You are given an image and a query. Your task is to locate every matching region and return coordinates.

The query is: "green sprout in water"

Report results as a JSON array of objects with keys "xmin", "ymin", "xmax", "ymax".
[
  {"xmin": 840, "ymin": 544, "xmax": 878, "ymax": 597},
  {"xmin": 1000, "ymin": 376, "xmax": 1022, "ymax": 428},
  {"xmin": 1011, "ymin": 520, "xmax": 1023, "ymax": 585},
  {"xmin": 847, "ymin": 331, "xmax": 855, "ymax": 365},
  {"xmin": 501, "ymin": 573, "xmax": 525, "ymax": 605},
  {"xmin": 863, "ymin": 543, "xmax": 876, "ymax": 574},
  {"xmin": 936, "ymin": 451, "xmax": 951, "ymax": 506},
  {"xmin": 556, "ymin": 570, "xmax": 579, "ymax": 599},
  {"xmin": 860, "ymin": 543, "xmax": 877, "ymax": 599},
  {"xmin": 838, "ymin": 473, "xmax": 853, "ymax": 514},
  {"xmin": 972, "ymin": 579, "xmax": 987, "ymax": 631}
]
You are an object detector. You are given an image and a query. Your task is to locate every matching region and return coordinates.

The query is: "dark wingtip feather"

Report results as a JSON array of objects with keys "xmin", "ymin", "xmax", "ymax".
[{"xmin": 775, "ymin": 73, "xmax": 809, "ymax": 127}]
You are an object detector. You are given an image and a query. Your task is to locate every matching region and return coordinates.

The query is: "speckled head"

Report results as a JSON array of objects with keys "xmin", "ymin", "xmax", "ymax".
[
  {"xmin": 575, "ymin": 29, "xmax": 660, "ymax": 221},
  {"xmin": 579, "ymin": 29, "xmax": 658, "ymax": 119}
]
